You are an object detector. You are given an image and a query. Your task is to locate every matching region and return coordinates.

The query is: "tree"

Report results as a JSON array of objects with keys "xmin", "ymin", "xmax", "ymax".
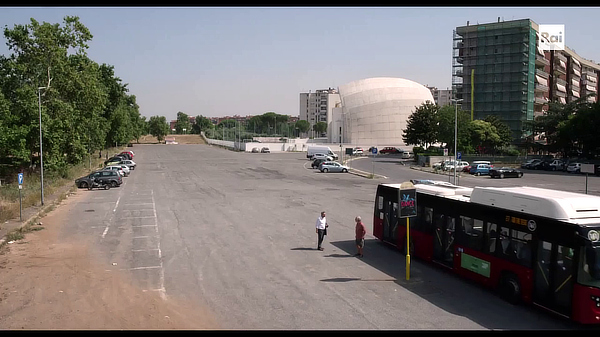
[
  {"xmin": 175, "ymin": 111, "xmax": 191, "ymax": 134},
  {"xmin": 295, "ymin": 120, "xmax": 310, "ymax": 136},
  {"xmin": 192, "ymin": 115, "xmax": 213, "ymax": 134},
  {"xmin": 148, "ymin": 115, "xmax": 169, "ymax": 142},
  {"xmin": 314, "ymin": 121, "xmax": 327, "ymax": 136},
  {"xmin": 402, "ymin": 101, "xmax": 439, "ymax": 149},
  {"xmin": 469, "ymin": 120, "xmax": 502, "ymax": 154},
  {"xmin": 483, "ymin": 115, "xmax": 512, "ymax": 149}
]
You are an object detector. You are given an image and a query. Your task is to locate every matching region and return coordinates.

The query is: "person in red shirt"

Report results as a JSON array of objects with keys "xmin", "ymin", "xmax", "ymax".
[{"xmin": 355, "ymin": 216, "xmax": 367, "ymax": 258}]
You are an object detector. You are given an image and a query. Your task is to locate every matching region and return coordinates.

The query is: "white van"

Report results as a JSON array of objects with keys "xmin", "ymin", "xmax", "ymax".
[{"xmin": 307, "ymin": 146, "xmax": 338, "ymax": 160}]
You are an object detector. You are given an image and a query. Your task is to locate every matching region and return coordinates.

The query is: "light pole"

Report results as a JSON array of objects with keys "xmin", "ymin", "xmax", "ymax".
[
  {"xmin": 451, "ymin": 98, "xmax": 463, "ymax": 185},
  {"xmin": 38, "ymin": 87, "xmax": 46, "ymax": 205}
]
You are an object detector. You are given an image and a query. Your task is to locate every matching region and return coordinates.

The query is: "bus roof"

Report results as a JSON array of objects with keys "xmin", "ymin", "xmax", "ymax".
[
  {"xmin": 381, "ymin": 181, "xmax": 473, "ymax": 199},
  {"xmin": 470, "ymin": 186, "xmax": 600, "ymax": 221}
]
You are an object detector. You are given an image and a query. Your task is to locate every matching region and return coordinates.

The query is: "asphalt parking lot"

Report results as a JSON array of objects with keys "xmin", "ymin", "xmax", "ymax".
[{"xmin": 59, "ymin": 145, "xmax": 579, "ymax": 329}]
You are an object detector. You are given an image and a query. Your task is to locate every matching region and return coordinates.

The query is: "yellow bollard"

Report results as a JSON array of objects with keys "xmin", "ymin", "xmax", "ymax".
[{"xmin": 406, "ymin": 217, "xmax": 410, "ymax": 280}]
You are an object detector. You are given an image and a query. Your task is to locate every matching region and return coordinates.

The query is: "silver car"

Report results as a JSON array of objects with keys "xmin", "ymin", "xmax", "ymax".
[{"xmin": 319, "ymin": 161, "xmax": 349, "ymax": 173}]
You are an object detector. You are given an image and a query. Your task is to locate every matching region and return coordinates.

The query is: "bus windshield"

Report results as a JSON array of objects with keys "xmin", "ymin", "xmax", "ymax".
[{"xmin": 578, "ymin": 246, "xmax": 600, "ymax": 288}]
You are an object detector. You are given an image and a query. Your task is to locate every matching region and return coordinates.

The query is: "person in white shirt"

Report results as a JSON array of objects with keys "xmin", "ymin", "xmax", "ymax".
[{"xmin": 315, "ymin": 211, "xmax": 328, "ymax": 251}]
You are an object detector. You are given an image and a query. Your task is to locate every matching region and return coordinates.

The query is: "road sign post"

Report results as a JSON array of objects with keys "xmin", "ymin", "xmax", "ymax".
[
  {"xmin": 582, "ymin": 164, "xmax": 595, "ymax": 194},
  {"xmin": 18, "ymin": 173, "xmax": 23, "ymax": 221},
  {"xmin": 371, "ymin": 147, "xmax": 377, "ymax": 178},
  {"xmin": 399, "ymin": 181, "xmax": 417, "ymax": 280}
]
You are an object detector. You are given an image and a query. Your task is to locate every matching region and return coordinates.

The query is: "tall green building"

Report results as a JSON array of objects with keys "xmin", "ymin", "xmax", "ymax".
[{"xmin": 452, "ymin": 19, "xmax": 537, "ymax": 142}]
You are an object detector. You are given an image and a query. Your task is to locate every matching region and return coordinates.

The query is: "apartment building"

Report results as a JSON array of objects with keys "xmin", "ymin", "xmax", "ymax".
[
  {"xmin": 427, "ymin": 86, "xmax": 453, "ymax": 106},
  {"xmin": 299, "ymin": 88, "xmax": 341, "ymax": 138},
  {"xmin": 452, "ymin": 18, "xmax": 600, "ymax": 142}
]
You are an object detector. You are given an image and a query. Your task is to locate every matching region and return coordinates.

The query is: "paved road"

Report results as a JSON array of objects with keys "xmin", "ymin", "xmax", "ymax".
[
  {"xmin": 58, "ymin": 145, "xmax": 580, "ymax": 330},
  {"xmin": 349, "ymin": 155, "xmax": 600, "ymax": 196}
]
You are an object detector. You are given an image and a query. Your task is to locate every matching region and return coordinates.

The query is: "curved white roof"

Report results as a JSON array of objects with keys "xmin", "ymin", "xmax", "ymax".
[{"xmin": 337, "ymin": 77, "xmax": 434, "ymax": 146}]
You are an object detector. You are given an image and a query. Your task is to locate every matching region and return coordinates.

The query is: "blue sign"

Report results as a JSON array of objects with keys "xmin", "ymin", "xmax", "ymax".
[
  {"xmin": 372, "ymin": 147, "xmax": 378, "ymax": 154},
  {"xmin": 457, "ymin": 152, "xmax": 462, "ymax": 160},
  {"xmin": 18, "ymin": 173, "xmax": 23, "ymax": 185}
]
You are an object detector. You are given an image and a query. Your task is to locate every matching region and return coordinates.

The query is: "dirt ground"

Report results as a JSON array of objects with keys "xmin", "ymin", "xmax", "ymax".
[
  {"xmin": 0, "ymin": 191, "xmax": 219, "ymax": 330},
  {"xmin": 136, "ymin": 134, "xmax": 206, "ymax": 145}
]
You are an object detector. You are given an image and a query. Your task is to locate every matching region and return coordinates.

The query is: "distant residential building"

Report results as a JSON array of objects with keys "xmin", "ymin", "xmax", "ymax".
[
  {"xmin": 299, "ymin": 88, "xmax": 341, "ymax": 138},
  {"xmin": 452, "ymin": 18, "xmax": 600, "ymax": 142},
  {"xmin": 427, "ymin": 86, "xmax": 453, "ymax": 106}
]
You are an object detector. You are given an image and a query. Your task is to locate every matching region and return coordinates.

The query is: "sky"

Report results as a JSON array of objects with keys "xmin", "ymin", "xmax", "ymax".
[{"xmin": 1, "ymin": 7, "xmax": 599, "ymax": 121}]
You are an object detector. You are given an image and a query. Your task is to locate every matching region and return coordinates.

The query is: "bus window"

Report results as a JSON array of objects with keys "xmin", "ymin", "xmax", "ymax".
[
  {"xmin": 512, "ymin": 230, "xmax": 532, "ymax": 267},
  {"xmin": 424, "ymin": 207, "xmax": 433, "ymax": 233},
  {"xmin": 485, "ymin": 222, "xmax": 497, "ymax": 254},
  {"xmin": 555, "ymin": 245, "xmax": 575, "ymax": 310},
  {"xmin": 378, "ymin": 196, "xmax": 384, "ymax": 210},
  {"xmin": 578, "ymin": 247, "xmax": 600, "ymax": 287},
  {"xmin": 445, "ymin": 217, "xmax": 456, "ymax": 263}
]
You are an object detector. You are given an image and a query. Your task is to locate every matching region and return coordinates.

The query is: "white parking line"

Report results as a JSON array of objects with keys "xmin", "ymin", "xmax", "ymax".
[
  {"xmin": 151, "ymin": 189, "xmax": 166, "ymax": 300},
  {"xmin": 119, "ymin": 216, "xmax": 155, "ymax": 219},
  {"xmin": 132, "ymin": 249, "xmax": 160, "ymax": 252},
  {"xmin": 130, "ymin": 266, "xmax": 161, "ymax": 270},
  {"xmin": 121, "ymin": 203, "xmax": 154, "ymax": 206},
  {"xmin": 113, "ymin": 195, "xmax": 121, "ymax": 212},
  {"xmin": 132, "ymin": 236, "xmax": 150, "ymax": 239},
  {"xmin": 131, "ymin": 225, "xmax": 157, "ymax": 228}
]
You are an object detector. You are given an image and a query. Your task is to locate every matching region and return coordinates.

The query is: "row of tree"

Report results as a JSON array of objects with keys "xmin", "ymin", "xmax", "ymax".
[
  {"xmin": 402, "ymin": 101, "xmax": 514, "ymax": 155},
  {"xmin": 0, "ymin": 16, "xmax": 147, "ymax": 175},
  {"xmin": 149, "ymin": 111, "xmax": 328, "ymax": 141},
  {"xmin": 524, "ymin": 96, "xmax": 600, "ymax": 159}
]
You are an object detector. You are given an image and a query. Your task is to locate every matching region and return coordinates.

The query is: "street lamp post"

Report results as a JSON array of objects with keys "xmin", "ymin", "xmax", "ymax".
[
  {"xmin": 38, "ymin": 87, "xmax": 46, "ymax": 205},
  {"xmin": 451, "ymin": 98, "xmax": 463, "ymax": 185}
]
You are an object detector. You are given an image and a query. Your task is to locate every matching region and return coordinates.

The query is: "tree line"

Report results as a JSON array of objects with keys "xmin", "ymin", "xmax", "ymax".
[
  {"xmin": 404, "ymin": 96, "xmax": 599, "ymax": 158},
  {"xmin": 149, "ymin": 111, "xmax": 327, "ymax": 141},
  {"xmin": 0, "ymin": 16, "xmax": 146, "ymax": 176}
]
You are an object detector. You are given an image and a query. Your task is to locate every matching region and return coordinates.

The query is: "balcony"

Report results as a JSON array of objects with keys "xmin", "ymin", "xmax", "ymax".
[
  {"xmin": 555, "ymin": 52, "xmax": 568, "ymax": 62},
  {"xmin": 535, "ymin": 84, "xmax": 549, "ymax": 92},
  {"xmin": 535, "ymin": 96, "xmax": 548, "ymax": 104},
  {"xmin": 554, "ymin": 89, "xmax": 567, "ymax": 98},
  {"xmin": 554, "ymin": 65, "xmax": 566, "ymax": 75},
  {"xmin": 556, "ymin": 77, "xmax": 567, "ymax": 87},
  {"xmin": 535, "ymin": 54, "xmax": 550, "ymax": 67},
  {"xmin": 536, "ymin": 69, "xmax": 550, "ymax": 79}
]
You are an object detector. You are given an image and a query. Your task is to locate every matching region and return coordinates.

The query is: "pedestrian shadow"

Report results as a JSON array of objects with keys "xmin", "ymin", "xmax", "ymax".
[
  {"xmin": 290, "ymin": 247, "xmax": 316, "ymax": 251},
  {"xmin": 323, "ymin": 253, "xmax": 354, "ymax": 258}
]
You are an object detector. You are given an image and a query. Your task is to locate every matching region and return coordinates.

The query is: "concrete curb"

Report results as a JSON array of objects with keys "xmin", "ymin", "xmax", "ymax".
[{"xmin": 344, "ymin": 157, "xmax": 388, "ymax": 179}]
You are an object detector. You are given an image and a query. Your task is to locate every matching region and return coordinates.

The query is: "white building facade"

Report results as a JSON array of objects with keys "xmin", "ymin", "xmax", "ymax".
[
  {"xmin": 428, "ymin": 87, "xmax": 453, "ymax": 106},
  {"xmin": 335, "ymin": 77, "xmax": 435, "ymax": 148},
  {"xmin": 299, "ymin": 88, "xmax": 341, "ymax": 138}
]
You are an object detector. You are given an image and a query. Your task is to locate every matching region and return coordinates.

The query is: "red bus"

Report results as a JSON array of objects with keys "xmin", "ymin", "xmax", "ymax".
[{"xmin": 373, "ymin": 180, "xmax": 600, "ymax": 325}]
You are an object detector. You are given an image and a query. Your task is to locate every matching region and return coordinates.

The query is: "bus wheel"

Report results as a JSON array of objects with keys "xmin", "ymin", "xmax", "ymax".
[{"xmin": 499, "ymin": 273, "xmax": 521, "ymax": 305}]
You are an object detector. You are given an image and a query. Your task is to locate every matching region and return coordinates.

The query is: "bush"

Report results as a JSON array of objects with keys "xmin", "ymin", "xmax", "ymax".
[{"xmin": 412, "ymin": 146, "xmax": 425, "ymax": 154}]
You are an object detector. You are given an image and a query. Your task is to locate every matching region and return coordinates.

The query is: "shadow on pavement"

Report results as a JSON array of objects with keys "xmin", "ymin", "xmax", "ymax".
[
  {"xmin": 290, "ymin": 247, "xmax": 316, "ymax": 251},
  {"xmin": 328, "ymin": 238, "xmax": 579, "ymax": 330}
]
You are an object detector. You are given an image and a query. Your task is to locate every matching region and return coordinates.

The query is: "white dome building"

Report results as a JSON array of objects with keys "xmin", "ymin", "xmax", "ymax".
[{"xmin": 330, "ymin": 77, "xmax": 434, "ymax": 148}]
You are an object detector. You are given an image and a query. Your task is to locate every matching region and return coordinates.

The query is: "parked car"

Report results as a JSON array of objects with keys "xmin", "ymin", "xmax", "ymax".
[
  {"xmin": 261, "ymin": 147, "xmax": 270, "ymax": 153},
  {"xmin": 470, "ymin": 163, "xmax": 491, "ymax": 176},
  {"xmin": 251, "ymin": 147, "xmax": 260, "ymax": 153},
  {"xmin": 103, "ymin": 165, "xmax": 127, "ymax": 177},
  {"xmin": 352, "ymin": 147, "xmax": 364, "ymax": 155},
  {"xmin": 118, "ymin": 152, "xmax": 133, "ymax": 160},
  {"xmin": 547, "ymin": 159, "xmax": 566, "ymax": 171},
  {"xmin": 105, "ymin": 155, "xmax": 127, "ymax": 165},
  {"xmin": 531, "ymin": 160, "xmax": 552, "ymax": 170},
  {"xmin": 401, "ymin": 151, "xmax": 413, "ymax": 159},
  {"xmin": 521, "ymin": 159, "xmax": 541, "ymax": 169},
  {"xmin": 75, "ymin": 170, "xmax": 122, "ymax": 188},
  {"xmin": 319, "ymin": 161, "xmax": 349, "ymax": 173},
  {"xmin": 311, "ymin": 158, "xmax": 328, "ymax": 169},
  {"xmin": 444, "ymin": 161, "xmax": 469, "ymax": 172},
  {"xmin": 119, "ymin": 159, "xmax": 136, "ymax": 170},
  {"xmin": 379, "ymin": 147, "xmax": 401, "ymax": 154},
  {"xmin": 312, "ymin": 153, "xmax": 333, "ymax": 161},
  {"xmin": 118, "ymin": 164, "xmax": 131, "ymax": 176},
  {"xmin": 489, "ymin": 167, "xmax": 524, "ymax": 179},
  {"xmin": 567, "ymin": 162, "xmax": 582, "ymax": 173}
]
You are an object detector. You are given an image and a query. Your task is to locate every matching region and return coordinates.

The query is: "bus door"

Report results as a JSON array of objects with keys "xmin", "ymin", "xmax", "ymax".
[
  {"xmin": 433, "ymin": 212, "xmax": 456, "ymax": 268},
  {"xmin": 382, "ymin": 199, "xmax": 398, "ymax": 245},
  {"xmin": 533, "ymin": 240, "xmax": 575, "ymax": 317}
]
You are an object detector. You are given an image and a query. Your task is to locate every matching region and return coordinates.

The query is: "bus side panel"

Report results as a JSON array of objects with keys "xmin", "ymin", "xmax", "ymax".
[
  {"xmin": 397, "ymin": 224, "xmax": 434, "ymax": 261},
  {"xmin": 572, "ymin": 284, "xmax": 600, "ymax": 324},
  {"xmin": 454, "ymin": 246, "xmax": 534, "ymax": 303},
  {"xmin": 373, "ymin": 209, "xmax": 383, "ymax": 241}
]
